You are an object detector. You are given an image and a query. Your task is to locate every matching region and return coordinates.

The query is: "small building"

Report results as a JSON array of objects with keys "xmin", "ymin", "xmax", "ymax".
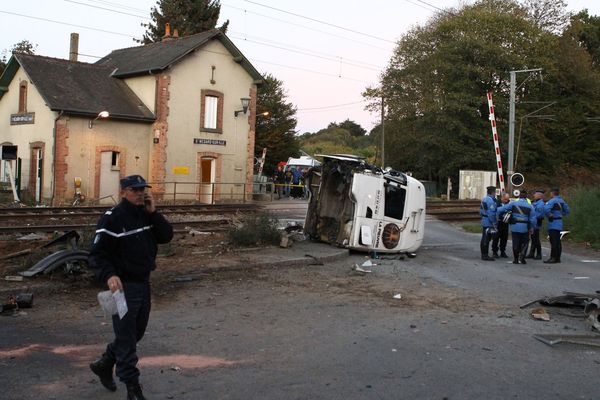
[{"xmin": 0, "ymin": 29, "xmax": 262, "ymax": 205}]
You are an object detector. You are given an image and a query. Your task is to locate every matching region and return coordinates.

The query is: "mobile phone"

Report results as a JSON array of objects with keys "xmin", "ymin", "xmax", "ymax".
[{"xmin": 144, "ymin": 193, "xmax": 151, "ymax": 205}]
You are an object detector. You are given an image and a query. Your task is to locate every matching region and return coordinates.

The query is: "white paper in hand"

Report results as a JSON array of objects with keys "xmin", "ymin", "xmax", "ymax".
[
  {"xmin": 98, "ymin": 290, "xmax": 117, "ymax": 315},
  {"xmin": 113, "ymin": 290, "xmax": 128, "ymax": 319}
]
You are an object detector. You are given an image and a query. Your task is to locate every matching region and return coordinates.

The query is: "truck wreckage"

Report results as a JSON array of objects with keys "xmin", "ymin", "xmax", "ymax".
[{"xmin": 304, "ymin": 155, "xmax": 426, "ymax": 254}]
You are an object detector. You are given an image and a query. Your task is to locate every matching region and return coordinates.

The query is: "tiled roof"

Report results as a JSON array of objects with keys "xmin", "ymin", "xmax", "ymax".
[
  {"xmin": 96, "ymin": 29, "xmax": 262, "ymax": 82},
  {"xmin": 7, "ymin": 53, "xmax": 154, "ymax": 121}
]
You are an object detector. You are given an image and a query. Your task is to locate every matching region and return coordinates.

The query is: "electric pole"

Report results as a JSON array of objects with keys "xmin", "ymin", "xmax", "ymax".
[{"xmin": 508, "ymin": 67, "xmax": 541, "ymax": 193}]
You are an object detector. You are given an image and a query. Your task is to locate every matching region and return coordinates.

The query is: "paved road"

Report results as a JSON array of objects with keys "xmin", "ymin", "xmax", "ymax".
[{"xmin": 1, "ymin": 219, "xmax": 600, "ymax": 399}]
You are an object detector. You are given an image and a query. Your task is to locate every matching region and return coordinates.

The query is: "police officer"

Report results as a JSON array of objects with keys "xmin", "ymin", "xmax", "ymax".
[
  {"xmin": 89, "ymin": 175, "xmax": 173, "ymax": 400},
  {"xmin": 543, "ymin": 187, "xmax": 570, "ymax": 263},
  {"xmin": 526, "ymin": 189, "xmax": 545, "ymax": 260},
  {"xmin": 492, "ymin": 192, "xmax": 510, "ymax": 258},
  {"xmin": 498, "ymin": 189, "xmax": 537, "ymax": 264},
  {"xmin": 480, "ymin": 186, "xmax": 498, "ymax": 261}
]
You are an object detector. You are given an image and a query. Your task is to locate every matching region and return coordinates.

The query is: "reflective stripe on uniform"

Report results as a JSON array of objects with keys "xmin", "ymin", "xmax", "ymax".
[{"xmin": 95, "ymin": 225, "xmax": 153, "ymax": 238}]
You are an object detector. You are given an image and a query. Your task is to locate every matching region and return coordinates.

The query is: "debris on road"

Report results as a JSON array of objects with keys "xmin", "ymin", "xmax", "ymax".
[
  {"xmin": 4, "ymin": 275, "xmax": 24, "ymax": 282},
  {"xmin": 533, "ymin": 333, "xmax": 600, "ymax": 348},
  {"xmin": 584, "ymin": 299, "xmax": 600, "ymax": 331},
  {"xmin": 0, "ymin": 248, "xmax": 33, "ymax": 260},
  {"xmin": 1, "ymin": 293, "xmax": 34, "ymax": 315},
  {"xmin": 531, "ymin": 308, "xmax": 551, "ymax": 321},
  {"xmin": 351, "ymin": 264, "xmax": 372, "ymax": 275},
  {"xmin": 393, "ymin": 293, "xmax": 402, "ymax": 300},
  {"xmin": 304, "ymin": 254, "xmax": 324, "ymax": 266},
  {"xmin": 16, "ymin": 233, "xmax": 47, "ymax": 241}
]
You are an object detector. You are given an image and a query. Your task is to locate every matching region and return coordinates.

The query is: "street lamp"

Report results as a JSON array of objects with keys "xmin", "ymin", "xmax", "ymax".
[
  {"xmin": 89, "ymin": 110, "xmax": 110, "ymax": 129},
  {"xmin": 234, "ymin": 97, "xmax": 251, "ymax": 117}
]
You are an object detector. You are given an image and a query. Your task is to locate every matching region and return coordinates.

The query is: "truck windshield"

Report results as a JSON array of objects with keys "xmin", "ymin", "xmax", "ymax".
[{"xmin": 384, "ymin": 183, "xmax": 406, "ymax": 221}]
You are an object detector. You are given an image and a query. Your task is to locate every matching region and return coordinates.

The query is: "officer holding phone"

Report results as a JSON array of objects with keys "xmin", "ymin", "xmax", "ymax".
[{"xmin": 89, "ymin": 175, "xmax": 173, "ymax": 400}]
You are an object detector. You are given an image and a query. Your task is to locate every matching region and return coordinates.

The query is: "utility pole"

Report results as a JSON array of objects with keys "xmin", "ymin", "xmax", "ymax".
[
  {"xmin": 381, "ymin": 96, "xmax": 385, "ymax": 167},
  {"xmin": 508, "ymin": 67, "xmax": 541, "ymax": 194}
]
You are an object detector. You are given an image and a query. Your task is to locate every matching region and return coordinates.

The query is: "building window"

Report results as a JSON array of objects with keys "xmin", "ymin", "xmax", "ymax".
[
  {"xmin": 111, "ymin": 151, "xmax": 120, "ymax": 170},
  {"xmin": 204, "ymin": 96, "xmax": 218, "ymax": 129},
  {"xmin": 19, "ymin": 81, "xmax": 28, "ymax": 113},
  {"xmin": 200, "ymin": 89, "xmax": 224, "ymax": 133}
]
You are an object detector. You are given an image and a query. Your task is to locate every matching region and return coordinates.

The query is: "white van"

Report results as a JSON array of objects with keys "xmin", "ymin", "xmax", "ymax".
[{"xmin": 304, "ymin": 155, "xmax": 426, "ymax": 253}]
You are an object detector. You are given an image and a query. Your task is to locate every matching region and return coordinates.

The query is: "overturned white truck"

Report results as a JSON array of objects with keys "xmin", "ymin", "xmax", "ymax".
[{"xmin": 304, "ymin": 155, "xmax": 426, "ymax": 253}]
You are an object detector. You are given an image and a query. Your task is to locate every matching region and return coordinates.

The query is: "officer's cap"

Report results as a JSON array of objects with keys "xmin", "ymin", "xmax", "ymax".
[
  {"xmin": 551, "ymin": 187, "xmax": 560, "ymax": 194},
  {"xmin": 519, "ymin": 189, "xmax": 528, "ymax": 197},
  {"xmin": 486, "ymin": 186, "xmax": 496, "ymax": 192},
  {"xmin": 534, "ymin": 189, "xmax": 545, "ymax": 194},
  {"xmin": 120, "ymin": 175, "xmax": 151, "ymax": 189}
]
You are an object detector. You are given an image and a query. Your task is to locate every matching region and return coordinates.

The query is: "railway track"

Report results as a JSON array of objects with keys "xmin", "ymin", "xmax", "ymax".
[
  {"xmin": 0, "ymin": 203, "xmax": 260, "ymax": 234},
  {"xmin": 426, "ymin": 200, "xmax": 480, "ymax": 222}
]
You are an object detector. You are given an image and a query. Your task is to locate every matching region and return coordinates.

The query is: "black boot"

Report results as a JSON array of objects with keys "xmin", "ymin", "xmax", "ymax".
[
  {"xmin": 492, "ymin": 251, "xmax": 499, "ymax": 258},
  {"xmin": 525, "ymin": 251, "xmax": 534, "ymax": 259},
  {"xmin": 90, "ymin": 355, "xmax": 116, "ymax": 392},
  {"xmin": 543, "ymin": 258, "xmax": 558, "ymax": 264},
  {"xmin": 534, "ymin": 253, "xmax": 542, "ymax": 260},
  {"xmin": 513, "ymin": 250, "xmax": 519, "ymax": 264},
  {"xmin": 481, "ymin": 254, "xmax": 495, "ymax": 261},
  {"xmin": 520, "ymin": 255, "xmax": 527, "ymax": 264},
  {"xmin": 500, "ymin": 251, "xmax": 508, "ymax": 258},
  {"xmin": 127, "ymin": 382, "xmax": 147, "ymax": 400}
]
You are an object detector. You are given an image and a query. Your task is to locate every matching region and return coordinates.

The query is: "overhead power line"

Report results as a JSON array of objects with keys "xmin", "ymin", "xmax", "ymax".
[
  {"xmin": 243, "ymin": 0, "xmax": 397, "ymax": 44},
  {"xmin": 222, "ymin": 4, "xmax": 393, "ymax": 52},
  {"xmin": 64, "ymin": 0, "xmax": 149, "ymax": 19},
  {"xmin": 0, "ymin": 10, "xmax": 139, "ymax": 38},
  {"xmin": 297, "ymin": 100, "xmax": 366, "ymax": 111}
]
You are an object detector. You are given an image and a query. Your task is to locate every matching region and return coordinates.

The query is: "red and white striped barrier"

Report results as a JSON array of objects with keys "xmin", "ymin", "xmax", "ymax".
[{"xmin": 486, "ymin": 91, "xmax": 506, "ymax": 194}]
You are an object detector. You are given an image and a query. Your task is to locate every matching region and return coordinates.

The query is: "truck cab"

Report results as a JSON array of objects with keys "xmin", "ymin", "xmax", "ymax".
[{"xmin": 304, "ymin": 155, "xmax": 425, "ymax": 253}]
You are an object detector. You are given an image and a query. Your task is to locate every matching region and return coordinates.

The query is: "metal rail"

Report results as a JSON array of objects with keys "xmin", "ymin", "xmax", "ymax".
[{"xmin": 0, "ymin": 219, "xmax": 231, "ymax": 234}]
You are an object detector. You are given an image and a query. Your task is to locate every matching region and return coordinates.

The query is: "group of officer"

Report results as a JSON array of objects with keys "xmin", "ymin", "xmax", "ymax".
[{"xmin": 480, "ymin": 186, "xmax": 570, "ymax": 265}]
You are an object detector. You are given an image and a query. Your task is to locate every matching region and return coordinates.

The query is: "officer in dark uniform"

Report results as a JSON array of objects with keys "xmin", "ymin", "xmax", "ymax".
[
  {"xmin": 498, "ymin": 189, "xmax": 537, "ymax": 264},
  {"xmin": 526, "ymin": 189, "xmax": 545, "ymax": 259},
  {"xmin": 479, "ymin": 186, "xmax": 498, "ymax": 261},
  {"xmin": 89, "ymin": 175, "xmax": 173, "ymax": 400},
  {"xmin": 543, "ymin": 187, "xmax": 570, "ymax": 263},
  {"xmin": 492, "ymin": 192, "xmax": 510, "ymax": 258}
]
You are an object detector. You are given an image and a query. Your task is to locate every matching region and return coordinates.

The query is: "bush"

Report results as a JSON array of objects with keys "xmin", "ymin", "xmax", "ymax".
[
  {"xmin": 229, "ymin": 213, "xmax": 281, "ymax": 247},
  {"xmin": 564, "ymin": 186, "xmax": 600, "ymax": 248}
]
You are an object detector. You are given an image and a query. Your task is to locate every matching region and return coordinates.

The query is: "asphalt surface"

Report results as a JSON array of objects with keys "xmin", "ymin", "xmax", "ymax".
[{"xmin": 1, "ymin": 218, "xmax": 600, "ymax": 400}]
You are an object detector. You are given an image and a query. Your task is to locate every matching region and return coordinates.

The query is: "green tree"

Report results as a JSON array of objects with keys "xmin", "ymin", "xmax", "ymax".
[
  {"xmin": 363, "ymin": 0, "xmax": 586, "ymax": 185},
  {"xmin": 327, "ymin": 119, "xmax": 367, "ymax": 136},
  {"xmin": 0, "ymin": 40, "xmax": 37, "ymax": 75},
  {"xmin": 574, "ymin": 10, "xmax": 600, "ymax": 68},
  {"xmin": 140, "ymin": 0, "xmax": 228, "ymax": 44},
  {"xmin": 298, "ymin": 123, "xmax": 376, "ymax": 163},
  {"xmin": 255, "ymin": 73, "xmax": 299, "ymax": 175}
]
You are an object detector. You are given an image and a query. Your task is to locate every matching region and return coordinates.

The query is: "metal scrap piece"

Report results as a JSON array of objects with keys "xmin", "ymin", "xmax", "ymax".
[{"xmin": 533, "ymin": 333, "xmax": 600, "ymax": 348}]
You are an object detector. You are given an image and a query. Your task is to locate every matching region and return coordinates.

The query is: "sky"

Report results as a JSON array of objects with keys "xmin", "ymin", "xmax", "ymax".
[{"xmin": 1, "ymin": 0, "xmax": 599, "ymax": 134}]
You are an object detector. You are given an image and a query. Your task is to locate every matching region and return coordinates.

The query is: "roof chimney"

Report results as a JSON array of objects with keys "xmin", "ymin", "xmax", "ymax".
[
  {"xmin": 173, "ymin": 28, "xmax": 179, "ymax": 38},
  {"xmin": 69, "ymin": 33, "xmax": 79, "ymax": 62},
  {"xmin": 163, "ymin": 23, "xmax": 172, "ymax": 41}
]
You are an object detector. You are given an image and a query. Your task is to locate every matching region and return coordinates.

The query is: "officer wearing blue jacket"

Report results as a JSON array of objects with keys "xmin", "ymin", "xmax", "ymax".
[
  {"xmin": 526, "ymin": 189, "xmax": 545, "ymax": 260},
  {"xmin": 543, "ymin": 188, "xmax": 570, "ymax": 263},
  {"xmin": 498, "ymin": 189, "xmax": 537, "ymax": 264},
  {"xmin": 479, "ymin": 186, "xmax": 498, "ymax": 261}
]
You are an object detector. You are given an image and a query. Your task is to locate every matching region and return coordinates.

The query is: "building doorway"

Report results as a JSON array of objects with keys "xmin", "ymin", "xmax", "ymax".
[
  {"xmin": 199, "ymin": 157, "xmax": 215, "ymax": 204},
  {"xmin": 99, "ymin": 151, "xmax": 120, "ymax": 204},
  {"xmin": 34, "ymin": 148, "xmax": 42, "ymax": 203}
]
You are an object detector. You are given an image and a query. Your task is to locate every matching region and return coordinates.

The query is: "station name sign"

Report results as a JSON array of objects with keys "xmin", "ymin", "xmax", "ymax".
[
  {"xmin": 193, "ymin": 138, "xmax": 226, "ymax": 146},
  {"xmin": 10, "ymin": 112, "xmax": 35, "ymax": 125}
]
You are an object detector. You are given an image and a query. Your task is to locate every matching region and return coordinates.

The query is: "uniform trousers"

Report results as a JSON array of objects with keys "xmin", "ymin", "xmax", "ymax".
[
  {"xmin": 548, "ymin": 229, "xmax": 562, "ymax": 261},
  {"xmin": 492, "ymin": 221, "xmax": 509, "ymax": 254},
  {"xmin": 104, "ymin": 282, "xmax": 151, "ymax": 384},
  {"xmin": 511, "ymin": 231, "xmax": 530, "ymax": 259}
]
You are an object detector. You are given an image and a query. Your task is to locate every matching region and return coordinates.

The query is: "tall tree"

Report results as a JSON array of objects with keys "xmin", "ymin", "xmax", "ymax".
[
  {"xmin": 327, "ymin": 119, "xmax": 367, "ymax": 137},
  {"xmin": 255, "ymin": 73, "xmax": 299, "ymax": 175},
  {"xmin": 363, "ymin": 0, "xmax": 591, "ymax": 185},
  {"xmin": 0, "ymin": 40, "xmax": 37, "ymax": 75},
  {"xmin": 140, "ymin": 0, "xmax": 228, "ymax": 44}
]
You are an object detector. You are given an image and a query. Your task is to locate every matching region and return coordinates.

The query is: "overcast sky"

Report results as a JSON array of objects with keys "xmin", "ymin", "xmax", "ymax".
[{"xmin": 1, "ymin": 0, "xmax": 598, "ymax": 133}]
